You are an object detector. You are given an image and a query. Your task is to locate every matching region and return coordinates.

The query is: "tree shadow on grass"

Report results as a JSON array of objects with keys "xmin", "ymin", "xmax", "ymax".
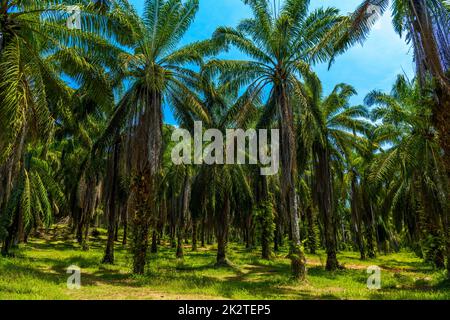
[
  {"xmin": 378, "ymin": 260, "xmax": 435, "ymax": 274},
  {"xmin": 0, "ymin": 260, "xmax": 66, "ymax": 286}
]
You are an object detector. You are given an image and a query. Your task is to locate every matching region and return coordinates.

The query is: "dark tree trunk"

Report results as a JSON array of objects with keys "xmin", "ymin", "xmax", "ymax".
[
  {"xmin": 200, "ymin": 217, "xmax": 205, "ymax": 247},
  {"xmin": 365, "ymin": 215, "xmax": 377, "ymax": 259},
  {"xmin": 274, "ymin": 214, "xmax": 282, "ymax": 252},
  {"xmin": 170, "ymin": 225, "xmax": 176, "ymax": 248},
  {"xmin": 151, "ymin": 230, "xmax": 158, "ymax": 253},
  {"xmin": 114, "ymin": 222, "xmax": 119, "ymax": 242},
  {"xmin": 103, "ymin": 139, "xmax": 120, "ymax": 264},
  {"xmin": 257, "ymin": 175, "xmax": 273, "ymax": 259},
  {"xmin": 244, "ymin": 214, "xmax": 253, "ymax": 249},
  {"xmin": 260, "ymin": 205, "xmax": 272, "ymax": 259},
  {"xmin": 351, "ymin": 173, "xmax": 366, "ymax": 260},
  {"xmin": 122, "ymin": 205, "xmax": 128, "ymax": 246},
  {"xmin": 176, "ymin": 169, "xmax": 190, "ymax": 259},
  {"xmin": 419, "ymin": 181, "xmax": 446, "ymax": 269},
  {"xmin": 76, "ymin": 221, "xmax": 83, "ymax": 244},
  {"xmin": 306, "ymin": 205, "xmax": 317, "ymax": 254},
  {"xmin": 273, "ymin": 230, "xmax": 279, "ymax": 252},
  {"xmin": 192, "ymin": 220, "xmax": 198, "ymax": 251},
  {"xmin": 176, "ymin": 231, "xmax": 184, "ymax": 258},
  {"xmin": 1, "ymin": 206, "xmax": 22, "ymax": 256},
  {"xmin": 216, "ymin": 196, "xmax": 230, "ymax": 266}
]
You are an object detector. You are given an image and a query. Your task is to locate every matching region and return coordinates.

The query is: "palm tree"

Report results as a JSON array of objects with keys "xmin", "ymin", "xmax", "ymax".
[
  {"xmin": 0, "ymin": 0, "xmax": 120, "ymax": 254},
  {"xmin": 322, "ymin": 0, "xmax": 450, "ymax": 201},
  {"xmin": 0, "ymin": 144, "xmax": 64, "ymax": 255},
  {"xmin": 366, "ymin": 75, "xmax": 449, "ymax": 270},
  {"xmin": 180, "ymin": 71, "xmax": 256, "ymax": 266},
  {"xmin": 346, "ymin": 129, "xmax": 386, "ymax": 259},
  {"xmin": 299, "ymin": 74, "xmax": 371, "ymax": 270},
  {"xmin": 161, "ymin": 157, "xmax": 192, "ymax": 259},
  {"xmin": 207, "ymin": 0, "xmax": 343, "ymax": 279},
  {"xmin": 92, "ymin": 0, "xmax": 217, "ymax": 274}
]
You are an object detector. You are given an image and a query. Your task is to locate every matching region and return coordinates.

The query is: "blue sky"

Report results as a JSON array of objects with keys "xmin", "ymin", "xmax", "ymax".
[{"xmin": 129, "ymin": 0, "xmax": 415, "ymax": 125}]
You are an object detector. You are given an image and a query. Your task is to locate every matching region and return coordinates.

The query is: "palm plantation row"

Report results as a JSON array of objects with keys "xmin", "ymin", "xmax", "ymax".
[{"xmin": 0, "ymin": 0, "xmax": 449, "ymax": 282}]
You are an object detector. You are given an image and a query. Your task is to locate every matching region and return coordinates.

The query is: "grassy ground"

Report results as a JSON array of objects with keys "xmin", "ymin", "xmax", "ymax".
[{"xmin": 0, "ymin": 228, "xmax": 449, "ymax": 300}]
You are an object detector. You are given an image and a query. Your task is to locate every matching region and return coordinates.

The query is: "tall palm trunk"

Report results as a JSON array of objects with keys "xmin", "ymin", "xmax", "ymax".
[
  {"xmin": 362, "ymin": 195, "xmax": 377, "ymax": 259},
  {"xmin": 305, "ymin": 205, "xmax": 317, "ymax": 254},
  {"xmin": 176, "ymin": 169, "xmax": 190, "ymax": 259},
  {"xmin": 151, "ymin": 230, "xmax": 158, "ymax": 253},
  {"xmin": 418, "ymin": 181, "xmax": 446, "ymax": 268},
  {"xmin": 192, "ymin": 220, "xmax": 198, "ymax": 251},
  {"xmin": 274, "ymin": 217, "xmax": 282, "ymax": 252},
  {"xmin": 130, "ymin": 91, "xmax": 163, "ymax": 274},
  {"xmin": 77, "ymin": 174, "xmax": 99, "ymax": 251},
  {"xmin": 200, "ymin": 216, "xmax": 206, "ymax": 247},
  {"xmin": 216, "ymin": 195, "xmax": 230, "ymax": 266},
  {"xmin": 257, "ymin": 175, "xmax": 273, "ymax": 259},
  {"xmin": 351, "ymin": 172, "xmax": 366, "ymax": 260},
  {"xmin": 277, "ymin": 84, "xmax": 306, "ymax": 279},
  {"xmin": 313, "ymin": 143, "xmax": 340, "ymax": 270},
  {"xmin": 121, "ymin": 204, "xmax": 128, "ymax": 245},
  {"xmin": 103, "ymin": 138, "xmax": 120, "ymax": 264}
]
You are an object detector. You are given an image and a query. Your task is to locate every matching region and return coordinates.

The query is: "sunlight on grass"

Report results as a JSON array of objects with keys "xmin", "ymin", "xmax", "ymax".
[{"xmin": 0, "ymin": 233, "xmax": 449, "ymax": 300}]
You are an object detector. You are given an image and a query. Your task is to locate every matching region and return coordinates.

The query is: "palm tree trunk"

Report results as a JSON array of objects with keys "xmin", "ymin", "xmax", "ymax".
[
  {"xmin": 131, "ymin": 210, "xmax": 150, "ymax": 274},
  {"xmin": 151, "ymin": 230, "xmax": 158, "ymax": 253},
  {"xmin": 121, "ymin": 204, "xmax": 128, "ymax": 245},
  {"xmin": 274, "ymin": 219, "xmax": 281, "ymax": 252},
  {"xmin": 408, "ymin": 0, "xmax": 449, "ymax": 90},
  {"xmin": 314, "ymin": 143, "xmax": 340, "ymax": 270},
  {"xmin": 176, "ymin": 169, "xmax": 190, "ymax": 258},
  {"xmin": 351, "ymin": 173, "xmax": 366, "ymax": 260},
  {"xmin": 216, "ymin": 196, "xmax": 230, "ymax": 266},
  {"xmin": 257, "ymin": 175, "xmax": 273, "ymax": 259},
  {"xmin": 103, "ymin": 139, "xmax": 120, "ymax": 264},
  {"xmin": 260, "ymin": 201, "xmax": 274, "ymax": 260},
  {"xmin": 192, "ymin": 220, "xmax": 198, "ymax": 251},
  {"xmin": 364, "ymin": 207, "xmax": 377, "ymax": 259},
  {"xmin": 419, "ymin": 182, "xmax": 446, "ymax": 268},
  {"xmin": 130, "ymin": 90, "xmax": 163, "ymax": 274},
  {"xmin": 277, "ymin": 84, "xmax": 307, "ymax": 280},
  {"xmin": 200, "ymin": 216, "xmax": 205, "ymax": 247},
  {"xmin": 306, "ymin": 205, "xmax": 317, "ymax": 254}
]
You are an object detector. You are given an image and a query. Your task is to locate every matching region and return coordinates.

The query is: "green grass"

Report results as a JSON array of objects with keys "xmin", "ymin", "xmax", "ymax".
[{"xmin": 1, "ymin": 228, "xmax": 449, "ymax": 300}]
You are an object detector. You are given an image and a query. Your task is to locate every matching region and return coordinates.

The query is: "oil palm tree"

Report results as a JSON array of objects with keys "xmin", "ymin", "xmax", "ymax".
[
  {"xmin": 207, "ymin": 0, "xmax": 343, "ymax": 279},
  {"xmin": 367, "ymin": 75, "xmax": 449, "ymax": 271},
  {"xmin": 299, "ymin": 74, "xmax": 371, "ymax": 270},
  {"xmin": 175, "ymin": 70, "xmax": 256, "ymax": 266},
  {"xmin": 0, "ymin": 144, "xmax": 65, "ymax": 255},
  {"xmin": 92, "ymin": 0, "xmax": 218, "ymax": 274},
  {"xmin": 0, "ymin": 0, "xmax": 121, "ymax": 253},
  {"xmin": 321, "ymin": 0, "xmax": 450, "ymax": 194}
]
